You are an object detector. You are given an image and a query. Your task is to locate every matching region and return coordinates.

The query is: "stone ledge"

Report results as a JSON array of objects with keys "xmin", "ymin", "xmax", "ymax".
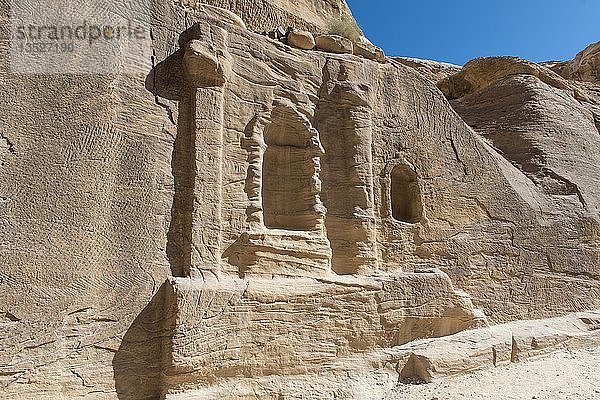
[
  {"xmin": 388, "ymin": 310, "xmax": 600, "ymax": 383},
  {"xmin": 160, "ymin": 271, "xmax": 485, "ymax": 395}
]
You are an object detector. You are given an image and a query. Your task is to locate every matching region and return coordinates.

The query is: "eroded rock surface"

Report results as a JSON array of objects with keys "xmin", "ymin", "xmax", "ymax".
[
  {"xmin": 315, "ymin": 33, "xmax": 354, "ymax": 54},
  {"xmin": 394, "ymin": 311, "xmax": 600, "ymax": 384},
  {"xmin": 447, "ymin": 57, "xmax": 600, "ymax": 212},
  {"xmin": 287, "ymin": 28, "xmax": 316, "ymax": 50},
  {"xmin": 437, "ymin": 56, "xmax": 573, "ymax": 100},
  {"xmin": 439, "ymin": 55, "xmax": 600, "ymax": 324},
  {"xmin": 393, "ymin": 57, "xmax": 461, "ymax": 84},
  {"xmin": 135, "ymin": 12, "xmax": 600, "ymax": 399},
  {"xmin": 192, "ymin": 0, "xmax": 356, "ymax": 32},
  {"xmin": 551, "ymin": 41, "xmax": 600, "ymax": 84},
  {"xmin": 1, "ymin": 1, "xmax": 600, "ymax": 399}
]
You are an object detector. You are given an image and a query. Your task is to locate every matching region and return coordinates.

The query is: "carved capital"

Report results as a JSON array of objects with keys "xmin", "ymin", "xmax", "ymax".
[{"xmin": 183, "ymin": 40, "xmax": 231, "ymax": 87}]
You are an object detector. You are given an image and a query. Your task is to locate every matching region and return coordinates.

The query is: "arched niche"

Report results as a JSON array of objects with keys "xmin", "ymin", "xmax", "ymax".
[
  {"xmin": 262, "ymin": 114, "xmax": 319, "ymax": 231},
  {"xmin": 390, "ymin": 164, "xmax": 422, "ymax": 223},
  {"xmin": 242, "ymin": 99, "xmax": 325, "ymax": 232},
  {"xmin": 381, "ymin": 161, "xmax": 423, "ymax": 224}
]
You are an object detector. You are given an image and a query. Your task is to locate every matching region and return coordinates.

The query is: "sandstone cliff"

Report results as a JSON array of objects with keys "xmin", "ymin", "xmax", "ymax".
[
  {"xmin": 192, "ymin": 0, "xmax": 356, "ymax": 32},
  {"xmin": 1, "ymin": 1, "xmax": 599, "ymax": 399},
  {"xmin": 550, "ymin": 41, "xmax": 600, "ymax": 84}
]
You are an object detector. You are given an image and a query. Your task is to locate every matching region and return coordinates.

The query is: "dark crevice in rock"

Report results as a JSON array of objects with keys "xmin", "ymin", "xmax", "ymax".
[
  {"xmin": 543, "ymin": 170, "xmax": 587, "ymax": 208},
  {"xmin": 149, "ymin": 28, "xmax": 177, "ymax": 127},
  {"xmin": 24, "ymin": 340, "xmax": 56, "ymax": 350},
  {"xmin": 0, "ymin": 131, "xmax": 15, "ymax": 155},
  {"xmin": 1, "ymin": 311, "xmax": 20, "ymax": 322},
  {"xmin": 390, "ymin": 164, "xmax": 423, "ymax": 223},
  {"xmin": 447, "ymin": 131, "xmax": 469, "ymax": 177}
]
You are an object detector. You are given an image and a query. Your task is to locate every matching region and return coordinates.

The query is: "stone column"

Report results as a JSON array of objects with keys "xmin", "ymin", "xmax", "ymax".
[
  {"xmin": 317, "ymin": 62, "xmax": 379, "ymax": 275},
  {"xmin": 182, "ymin": 27, "xmax": 231, "ymax": 276}
]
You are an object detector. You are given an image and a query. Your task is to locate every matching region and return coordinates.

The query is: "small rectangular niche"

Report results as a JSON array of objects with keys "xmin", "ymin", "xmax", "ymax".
[{"xmin": 391, "ymin": 164, "xmax": 423, "ymax": 223}]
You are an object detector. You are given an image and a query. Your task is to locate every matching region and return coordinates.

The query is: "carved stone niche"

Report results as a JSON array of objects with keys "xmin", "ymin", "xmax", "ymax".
[
  {"xmin": 381, "ymin": 159, "xmax": 424, "ymax": 225},
  {"xmin": 236, "ymin": 99, "xmax": 332, "ymax": 278}
]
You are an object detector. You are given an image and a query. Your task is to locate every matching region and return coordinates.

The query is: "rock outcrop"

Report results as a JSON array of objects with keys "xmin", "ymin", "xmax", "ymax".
[
  {"xmin": 394, "ymin": 310, "xmax": 600, "ymax": 383},
  {"xmin": 287, "ymin": 28, "xmax": 316, "ymax": 50},
  {"xmin": 315, "ymin": 33, "xmax": 353, "ymax": 54},
  {"xmin": 191, "ymin": 0, "xmax": 356, "ymax": 32},
  {"xmin": 438, "ymin": 55, "xmax": 600, "ymax": 323},
  {"xmin": 448, "ymin": 60, "xmax": 600, "ymax": 209},
  {"xmin": 393, "ymin": 57, "xmax": 461, "ymax": 84},
  {"xmin": 1, "ymin": 0, "xmax": 600, "ymax": 399},
  {"xmin": 350, "ymin": 36, "xmax": 385, "ymax": 62},
  {"xmin": 551, "ymin": 41, "xmax": 600, "ymax": 84},
  {"xmin": 437, "ymin": 56, "xmax": 573, "ymax": 100}
]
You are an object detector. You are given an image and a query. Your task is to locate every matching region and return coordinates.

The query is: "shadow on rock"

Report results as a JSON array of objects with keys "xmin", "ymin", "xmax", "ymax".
[{"xmin": 113, "ymin": 281, "xmax": 174, "ymax": 400}]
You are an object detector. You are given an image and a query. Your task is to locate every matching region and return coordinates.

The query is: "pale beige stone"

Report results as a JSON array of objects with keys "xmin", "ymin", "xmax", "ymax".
[
  {"xmin": 353, "ymin": 41, "xmax": 386, "ymax": 62},
  {"xmin": 390, "ymin": 347, "xmax": 600, "ymax": 400},
  {"xmin": 552, "ymin": 41, "xmax": 600, "ymax": 84},
  {"xmin": 183, "ymin": 39, "xmax": 232, "ymax": 86},
  {"xmin": 190, "ymin": 0, "xmax": 356, "ymax": 33},
  {"xmin": 198, "ymin": 3, "xmax": 247, "ymax": 30},
  {"xmin": 446, "ymin": 57, "xmax": 600, "ymax": 214},
  {"xmin": 393, "ymin": 311, "xmax": 600, "ymax": 383},
  {"xmin": 161, "ymin": 271, "xmax": 485, "ymax": 395},
  {"xmin": 2, "ymin": 0, "xmax": 600, "ymax": 399},
  {"xmin": 437, "ymin": 56, "xmax": 574, "ymax": 100},
  {"xmin": 393, "ymin": 57, "xmax": 461, "ymax": 83},
  {"xmin": 315, "ymin": 34, "xmax": 353, "ymax": 54},
  {"xmin": 287, "ymin": 29, "xmax": 316, "ymax": 50}
]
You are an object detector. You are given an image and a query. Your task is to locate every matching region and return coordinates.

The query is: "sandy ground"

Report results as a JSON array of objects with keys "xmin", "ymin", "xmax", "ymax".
[{"xmin": 388, "ymin": 347, "xmax": 600, "ymax": 400}]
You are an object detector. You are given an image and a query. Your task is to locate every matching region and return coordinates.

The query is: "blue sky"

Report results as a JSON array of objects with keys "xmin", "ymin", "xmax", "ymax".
[{"xmin": 346, "ymin": 0, "xmax": 600, "ymax": 65}]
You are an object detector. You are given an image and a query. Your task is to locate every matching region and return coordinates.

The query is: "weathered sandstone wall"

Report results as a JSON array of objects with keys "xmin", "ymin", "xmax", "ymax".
[{"xmin": 0, "ymin": 1, "xmax": 599, "ymax": 399}]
